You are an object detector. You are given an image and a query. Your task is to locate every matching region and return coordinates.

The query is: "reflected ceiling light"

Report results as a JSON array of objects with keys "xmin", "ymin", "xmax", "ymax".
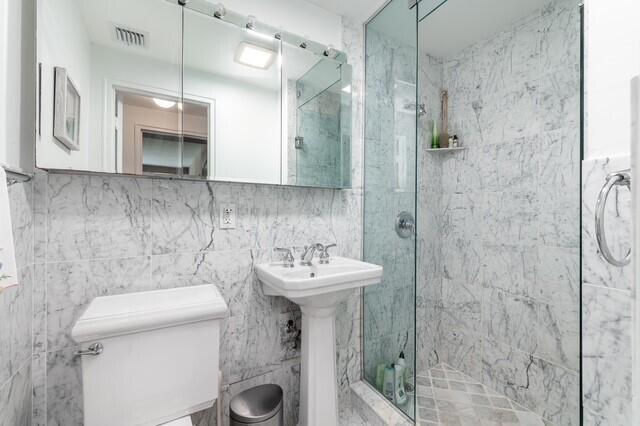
[
  {"xmin": 234, "ymin": 42, "xmax": 276, "ymax": 70},
  {"xmin": 153, "ymin": 98, "xmax": 176, "ymax": 109},
  {"xmin": 342, "ymin": 85, "xmax": 352, "ymax": 94}
]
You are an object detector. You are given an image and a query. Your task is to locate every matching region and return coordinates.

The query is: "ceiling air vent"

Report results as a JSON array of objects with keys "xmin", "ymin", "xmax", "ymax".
[{"xmin": 113, "ymin": 25, "xmax": 147, "ymax": 49}]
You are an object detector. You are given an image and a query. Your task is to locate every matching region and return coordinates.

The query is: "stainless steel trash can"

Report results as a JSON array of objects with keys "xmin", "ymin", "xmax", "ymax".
[{"xmin": 229, "ymin": 384, "xmax": 284, "ymax": 426}]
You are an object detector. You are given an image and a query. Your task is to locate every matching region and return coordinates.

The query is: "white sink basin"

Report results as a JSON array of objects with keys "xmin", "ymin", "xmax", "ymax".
[
  {"xmin": 256, "ymin": 256, "xmax": 382, "ymax": 426},
  {"xmin": 255, "ymin": 256, "xmax": 382, "ymax": 304}
]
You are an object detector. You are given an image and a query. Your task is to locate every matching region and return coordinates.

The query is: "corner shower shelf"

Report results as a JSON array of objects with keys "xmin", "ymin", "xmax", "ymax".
[{"xmin": 425, "ymin": 146, "xmax": 466, "ymax": 153}]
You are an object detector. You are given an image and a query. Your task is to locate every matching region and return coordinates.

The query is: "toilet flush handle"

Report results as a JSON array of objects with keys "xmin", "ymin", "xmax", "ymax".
[{"xmin": 76, "ymin": 342, "xmax": 104, "ymax": 357}]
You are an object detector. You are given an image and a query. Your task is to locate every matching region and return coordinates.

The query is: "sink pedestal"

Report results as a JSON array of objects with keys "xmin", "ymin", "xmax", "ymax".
[
  {"xmin": 254, "ymin": 257, "xmax": 383, "ymax": 426},
  {"xmin": 299, "ymin": 304, "xmax": 339, "ymax": 426}
]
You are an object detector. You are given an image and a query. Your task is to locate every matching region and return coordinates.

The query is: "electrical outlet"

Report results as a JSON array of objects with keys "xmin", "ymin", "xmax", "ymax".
[{"xmin": 219, "ymin": 203, "xmax": 236, "ymax": 229}]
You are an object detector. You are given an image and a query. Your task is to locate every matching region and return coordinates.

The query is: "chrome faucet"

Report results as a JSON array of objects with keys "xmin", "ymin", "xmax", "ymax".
[
  {"xmin": 274, "ymin": 247, "xmax": 295, "ymax": 268},
  {"xmin": 300, "ymin": 243, "xmax": 324, "ymax": 266},
  {"xmin": 319, "ymin": 244, "xmax": 336, "ymax": 264}
]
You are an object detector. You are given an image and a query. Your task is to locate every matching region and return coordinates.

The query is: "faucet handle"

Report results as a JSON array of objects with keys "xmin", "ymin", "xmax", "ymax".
[
  {"xmin": 319, "ymin": 244, "xmax": 336, "ymax": 264},
  {"xmin": 274, "ymin": 247, "xmax": 295, "ymax": 268}
]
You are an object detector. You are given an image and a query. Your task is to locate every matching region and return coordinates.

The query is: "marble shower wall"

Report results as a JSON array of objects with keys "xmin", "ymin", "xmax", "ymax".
[
  {"xmin": 581, "ymin": 156, "xmax": 633, "ymax": 425},
  {"xmin": 416, "ymin": 50, "xmax": 444, "ymax": 375},
  {"xmin": 30, "ymin": 17, "xmax": 365, "ymax": 426},
  {"xmin": 0, "ymin": 181, "xmax": 35, "ymax": 426},
  {"xmin": 415, "ymin": 0, "xmax": 582, "ymax": 424}
]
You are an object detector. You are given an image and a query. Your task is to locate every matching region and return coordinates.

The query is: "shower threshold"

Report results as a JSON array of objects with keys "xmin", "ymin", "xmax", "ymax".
[{"xmin": 415, "ymin": 363, "xmax": 546, "ymax": 425}]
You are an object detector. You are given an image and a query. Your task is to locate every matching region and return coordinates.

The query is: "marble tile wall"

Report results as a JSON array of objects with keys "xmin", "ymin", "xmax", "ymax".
[
  {"xmin": 581, "ymin": 156, "xmax": 633, "ymax": 425},
  {"xmin": 34, "ymin": 166, "xmax": 362, "ymax": 426},
  {"xmin": 416, "ymin": 49, "xmax": 445, "ymax": 374},
  {"xmin": 27, "ymin": 17, "xmax": 365, "ymax": 426},
  {"xmin": 0, "ymin": 181, "xmax": 35, "ymax": 426},
  {"xmin": 413, "ymin": 0, "xmax": 582, "ymax": 424}
]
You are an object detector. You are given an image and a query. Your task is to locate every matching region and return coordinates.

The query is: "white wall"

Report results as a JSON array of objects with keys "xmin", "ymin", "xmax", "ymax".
[
  {"xmin": 36, "ymin": 0, "xmax": 91, "ymax": 170},
  {"xmin": 185, "ymin": 67, "xmax": 281, "ymax": 184},
  {"xmin": 0, "ymin": 0, "xmax": 35, "ymax": 171},
  {"xmin": 88, "ymin": 45, "xmax": 182, "ymax": 172},
  {"xmin": 0, "ymin": 0, "xmax": 6, "ymax": 166},
  {"xmin": 584, "ymin": 0, "xmax": 640, "ymax": 159},
  {"xmin": 89, "ymin": 45, "xmax": 281, "ymax": 183}
]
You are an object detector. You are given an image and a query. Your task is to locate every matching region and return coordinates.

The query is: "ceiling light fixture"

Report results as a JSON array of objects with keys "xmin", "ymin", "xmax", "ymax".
[
  {"xmin": 234, "ymin": 42, "xmax": 276, "ymax": 70},
  {"xmin": 153, "ymin": 98, "xmax": 176, "ymax": 109}
]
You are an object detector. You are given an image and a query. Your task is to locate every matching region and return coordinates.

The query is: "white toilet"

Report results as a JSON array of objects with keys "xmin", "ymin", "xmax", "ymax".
[{"xmin": 71, "ymin": 284, "xmax": 228, "ymax": 426}]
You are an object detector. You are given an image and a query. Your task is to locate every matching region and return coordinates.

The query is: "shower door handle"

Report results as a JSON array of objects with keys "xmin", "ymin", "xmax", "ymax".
[
  {"xmin": 595, "ymin": 169, "xmax": 631, "ymax": 267},
  {"xmin": 396, "ymin": 211, "xmax": 415, "ymax": 238}
]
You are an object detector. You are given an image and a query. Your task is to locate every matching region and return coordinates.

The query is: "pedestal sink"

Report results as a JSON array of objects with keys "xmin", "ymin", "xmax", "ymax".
[{"xmin": 255, "ymin": 256, "xmax": 383, "ymax": 426}]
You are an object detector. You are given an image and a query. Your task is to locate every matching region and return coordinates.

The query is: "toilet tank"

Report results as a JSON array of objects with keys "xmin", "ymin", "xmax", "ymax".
[{"xmin": 71, "ymin": 285, "xmax": 228, "ymax": 426}]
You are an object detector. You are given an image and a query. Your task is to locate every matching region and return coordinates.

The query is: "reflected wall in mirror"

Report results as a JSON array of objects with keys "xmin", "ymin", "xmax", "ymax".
[
  {"xmin": 36, "ymin": 0, "xmax": 353, "ymax": 188},
  {"xmin": 116, "ymin": 90, "xmax": 209, "ymax": 177},
  {"xmin": 37, "ymin": 0, "xmax": 183, "ymax": 174},
  {"xmin": 283, "ymin": 45, "xmax": 352, "ymax": 188},
  {"xmin": 183, "ymin": 6, "xmax": 282, "ymax": 184}
]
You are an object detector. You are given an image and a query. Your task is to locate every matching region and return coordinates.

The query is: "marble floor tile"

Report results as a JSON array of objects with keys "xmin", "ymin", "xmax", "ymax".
[{"xmin": 415, "ymin": 363, "xmax": 546, "ymax": 426}]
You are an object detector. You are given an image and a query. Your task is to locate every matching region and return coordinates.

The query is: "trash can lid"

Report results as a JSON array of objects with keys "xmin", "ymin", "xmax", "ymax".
[{"xmin": 229, "ymin": 384, "xmax": 283, "ymax": 424}]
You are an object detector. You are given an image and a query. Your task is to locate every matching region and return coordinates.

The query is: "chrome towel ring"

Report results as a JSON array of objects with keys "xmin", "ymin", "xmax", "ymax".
[{"xmin": 595, "ymin": 169, "xmax": 631, "ymax": 267}]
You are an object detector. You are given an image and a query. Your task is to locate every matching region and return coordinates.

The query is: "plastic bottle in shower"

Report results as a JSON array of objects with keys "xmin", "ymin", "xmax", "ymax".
[
  {"xmin": 394, "ymin": 352, "xmax": 407, "ymax": 405},
  {"xmin": 383, "ymin": 365, "xmax": 395, "ymax": 402}
]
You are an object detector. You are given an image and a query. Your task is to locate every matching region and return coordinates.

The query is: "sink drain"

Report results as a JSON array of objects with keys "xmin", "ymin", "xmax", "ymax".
[{"xmin": 309, "ymin": 272, "xmax": 315, "ymax": 278}]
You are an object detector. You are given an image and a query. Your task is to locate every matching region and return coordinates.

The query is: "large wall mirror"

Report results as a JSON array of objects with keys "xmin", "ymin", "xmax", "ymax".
[{"xmin": 35, "ymin": 0, "xmax": 352, "ymax": 188}]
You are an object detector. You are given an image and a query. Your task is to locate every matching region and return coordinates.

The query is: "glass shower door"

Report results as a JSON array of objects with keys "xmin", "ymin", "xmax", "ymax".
[{"xmin": 363, "ymin": 0, "xmax": 418, "ymax": 419}]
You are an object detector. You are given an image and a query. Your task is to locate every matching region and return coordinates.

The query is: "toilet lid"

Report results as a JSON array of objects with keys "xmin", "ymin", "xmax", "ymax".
[{"xmin": 160, "ymin": 416, "xmax": 193, "ymax": 426}]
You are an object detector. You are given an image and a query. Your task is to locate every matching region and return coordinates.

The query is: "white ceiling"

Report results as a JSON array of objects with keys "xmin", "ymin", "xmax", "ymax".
[
  {"xmin": 418, "ymin": 0, "xmax": 548, "ymax": 58},
  {"xmin": 305, "ymin": 0, "xmax": 388, "ymax": 24},
  {"xmin": 73, "ymin": 0, "xmax": 551, "ymax": 84},
  {"xmin": 365, "ymin": 0, "xmax": 551, "ymax": 59},
  {"xmin": 76, "ymin": 0, "xmax": 326, "ymax": 90},
  {"xmin": 77, "ymin": 0, "xmax": 183, "ymax": 65}
]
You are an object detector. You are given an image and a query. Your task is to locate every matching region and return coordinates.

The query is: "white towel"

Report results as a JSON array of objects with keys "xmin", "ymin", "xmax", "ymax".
[{"xmin": 0, "ymin": 167, "xmax": 18, "ymax": 290}]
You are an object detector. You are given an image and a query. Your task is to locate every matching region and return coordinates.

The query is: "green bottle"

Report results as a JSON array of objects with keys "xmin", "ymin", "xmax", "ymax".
[{"xmin": 431, "ymin": 120, "xmax": 440, "ymax": 149}]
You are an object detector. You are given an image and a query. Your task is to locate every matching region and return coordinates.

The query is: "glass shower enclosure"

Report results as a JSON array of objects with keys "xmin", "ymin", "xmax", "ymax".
[
  {"xmin": 363, "ymin": 0, "xmax": 582, "ymax": 424},
  {"xmin": 363, "ymin": 0, "xmax": 418, "ymax": 419}
]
